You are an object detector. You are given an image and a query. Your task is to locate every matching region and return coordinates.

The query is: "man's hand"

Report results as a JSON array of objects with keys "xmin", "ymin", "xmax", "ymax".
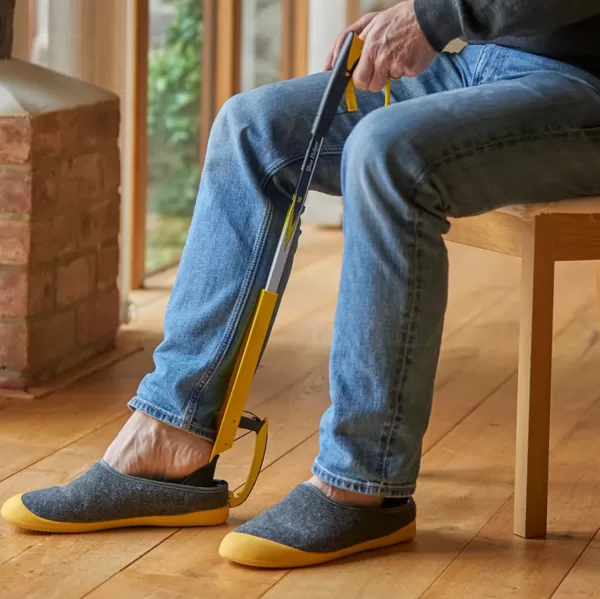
[
  {"xmin": 323, "ymin": 12, "xmax": 378, "ymax": 71},
  {"xmin": 332, "ymin": 1, "xmax": 437, "ymax": 93}
]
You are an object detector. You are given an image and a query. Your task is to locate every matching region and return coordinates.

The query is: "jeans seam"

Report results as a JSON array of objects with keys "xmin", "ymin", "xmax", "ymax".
[
  {"xmin": 260, "ymin": 146, "xmax": 344, "ymax": 192},
  {"xmin": 471, "ymin": 44, "xmax": 491, "ymax": 86},
  {"xmin": 406, "ymin": 127, "xmax": 600, "ymax": 202},
  {"xmin": 183, "ymin": 199, "xmax": 275, "ymax": 429},
  {"xmin": 377, "ymin": 206, "xmax": 422, "ymax": 481},
  {"xmin": 489, "ymin": 47, "xmax": 510, "ymax": 83}
]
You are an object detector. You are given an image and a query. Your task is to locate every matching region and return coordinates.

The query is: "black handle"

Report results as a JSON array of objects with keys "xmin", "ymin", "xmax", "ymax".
[{"xmin": 312, "ymin": 32, "xmax": 361, "ymax": 138}]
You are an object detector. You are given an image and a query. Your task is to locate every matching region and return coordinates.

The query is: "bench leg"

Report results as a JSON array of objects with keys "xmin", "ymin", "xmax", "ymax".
[{"xmin": 514, "ymin": 218, "xmax": 555, "ymax": 538}]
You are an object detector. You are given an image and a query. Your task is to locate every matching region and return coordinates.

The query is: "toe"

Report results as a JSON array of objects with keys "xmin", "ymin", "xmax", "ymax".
[{"xmin": 220, "ymin": 531, "xmax": 313, "ymax": 568}]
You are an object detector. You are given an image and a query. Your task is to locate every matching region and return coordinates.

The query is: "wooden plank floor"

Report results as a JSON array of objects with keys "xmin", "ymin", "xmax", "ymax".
[{"xmin": 1, "ymin": 226, "xmax": 599, "ymax": 599}]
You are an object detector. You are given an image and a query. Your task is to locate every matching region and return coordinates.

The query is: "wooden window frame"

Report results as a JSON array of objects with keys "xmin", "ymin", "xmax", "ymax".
[
  {"xmin": 129, "ymin": 0, "xmax": 308, "ymax": 288},
  {"xmin": 128, "ymin": 0, "xmax": 149, "ymax": 290},
  {"xmin": 130, "ymin": 0, "xmax": 242, "ymax": 288},
  {"xmin": 201, "ymin": 0, "xmax": 242, "ymax": 163},
  {"xmin": 281, "ymin": 0, "xmax": 309, "ymax": 80},
  {"xmin": 346, "ymin": 0, "xmax": 360, "ymax": 24}
]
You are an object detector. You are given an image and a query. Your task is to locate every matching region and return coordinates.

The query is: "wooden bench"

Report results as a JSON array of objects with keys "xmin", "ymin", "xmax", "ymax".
[{"xmin": 445, "ymin": 197, "xmax": 600, "ymax": 538}]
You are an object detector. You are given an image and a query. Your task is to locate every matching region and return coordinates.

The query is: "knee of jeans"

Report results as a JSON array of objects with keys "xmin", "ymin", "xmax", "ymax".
[
  {"xmin": 213, "ymin": 82, "xmax": 283, "ymax": 136},
  {"xmin": 342, "ymin": 108, "xmax": 444, "ymax": 217},
  {"xmin": 213, "ymin": 89, "xmax": 255, "ymax": 134},
  {"xmin": 343, "ymin": 112, "xmax": 414, "ymax": 203}
]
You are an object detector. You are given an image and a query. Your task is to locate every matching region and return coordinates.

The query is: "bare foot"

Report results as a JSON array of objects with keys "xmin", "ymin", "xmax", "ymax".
[
  {"xmin": 103, "ymin": 410, "xmax": 213, "ymax": 481},
  {"xmin": 308, "ymin": 475, "xmax": 383, "ymax": 508}
]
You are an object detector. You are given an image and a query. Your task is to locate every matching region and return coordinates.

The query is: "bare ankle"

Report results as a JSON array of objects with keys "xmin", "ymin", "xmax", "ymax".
[
  {"xmin": 104, "ymin": 410, "xmax": 214, "ymax": 480},
  {"xmin": 308, "ymin": 475, "xmax": 383, "ymax": 508}
]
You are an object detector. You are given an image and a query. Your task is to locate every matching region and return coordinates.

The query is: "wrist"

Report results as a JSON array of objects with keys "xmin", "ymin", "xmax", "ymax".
[{"xmin": 413, "ymin": 0, "xmax": 461, "ymax": 52}]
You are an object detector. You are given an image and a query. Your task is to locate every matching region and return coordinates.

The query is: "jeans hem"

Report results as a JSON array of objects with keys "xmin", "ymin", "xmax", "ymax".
[
  {"xmin": 312, "ymin": 461, "xmax": 415, "ymax": 498},
  {"xmin": 128, "ymin": 396, "xmax": 217, "ymax": 443}
]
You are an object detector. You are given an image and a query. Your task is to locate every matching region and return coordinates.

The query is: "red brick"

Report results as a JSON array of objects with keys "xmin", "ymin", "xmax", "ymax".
[
  {"xmin": 29, "ymin": 219, "xmax": 54, "ymax": 265},
  {"xmin": 0, "ymin": 321, "xmax": 28, "ymax": 371},
  {"xmin": 0, "ymin": 374, "xmax": 27, "ymax": 390},
  {"xmin": 30, "ymin": 215, "xmax": 77, "ymax": 264},
  {"xmin": 52, "ymin": 213, "xmax": 78, "ymax": 257},
  {"xmin": 56, "ymin": 103, "xmax": 119, "ymax": 155},
  {"xmin": 29, "ymin": 268, "xmax": 55, "ymax": 315},
  {"xmin": 56, "ymin": 253, "xmax": 96, "ymax": 308},
  {"xmin": 60, "ymin": 153, "xmax": 103, "ymax": 201},
  {"xmin": 0, "ymin": 269, "xmax": 27, "ymax": 317},
  {"xmin": 51, "ymin": 336, "xmax": 114, "ymax": 377},
  {"xmin": 76, "ymin": 287, "xmax": 120, "ymax": 345},
  {"xmin": 78, "ymin": 197, "xmax": 120, "ymax": 250},
  {"xmin": 77, "ymin": 201, "xmax": 103, "ymax": 250},
  {"xmin": 30, "ymin": 310, "xmax": 76, "ymax": 367},
  {"xmin": 57, "ymin": 108, "xmax": 85, "ymax": 152},
  {"xmin": 31, "ymin": 113, "xmax": 62, "ymax": 160},
  {"xmin": 0, "ymin": 117, "xmax": 32, "ymax": 164},
  {"xmin": 81, "ymin": 101, "xmax": 120, "ymax": 149},
  {"xmin": 103, "ymin": 197, "xmax": 121, "ymax": 240},
  {"xmin": 97, "ymin": 243, "xmax": 119, "ymax": 291},
  {"xmin": 101, "ymin": 145, "xmax": 121, "ymax": 193},
  {"xmin": 0, "ymin": 167, "xmax": 32, "ymax": 214},
  {"xmin": 31, "ymin": 165, "xmax": 61, "ymax": 219},
  {"xmin": 0, "ymin": 220, "xmax": 30, "ymax": 266}
]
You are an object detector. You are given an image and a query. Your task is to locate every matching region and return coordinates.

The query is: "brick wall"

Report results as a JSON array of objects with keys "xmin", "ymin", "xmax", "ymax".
[{"xmin": 0, "ymin": 99, "xmax": 121, "ymax": 389}]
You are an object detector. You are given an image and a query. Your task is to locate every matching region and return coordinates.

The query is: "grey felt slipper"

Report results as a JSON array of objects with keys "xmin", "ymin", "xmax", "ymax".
[
  {"xmin": 219, "ymin": 482, "xmax": 416, "ymax": 568},
  {"xmin": 1, "ymin": 458, "xmax": 229, "ymax": 533}
]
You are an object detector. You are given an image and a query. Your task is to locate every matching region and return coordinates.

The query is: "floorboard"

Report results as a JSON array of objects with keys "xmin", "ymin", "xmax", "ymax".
[
  {"xmin": 259, "ymin": 305, "xmax": 600, "ymax": 599},
  {"xmin": 0, "ymin": 229, "xmax": 598, "ymax": 599},
  {"xmin": 552, "ymin": 531, "xmax": 600, "ymax": 598}
]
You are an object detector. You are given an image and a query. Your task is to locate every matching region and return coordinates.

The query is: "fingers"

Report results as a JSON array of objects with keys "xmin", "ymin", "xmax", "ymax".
[
  {"xmin": 323, "ymin": 49, "xmax": 335, "ymax": 71},
  {"xmin": 367, "ymin": 59, "xmax": 389, "ymax": 93},
  {"xmin": 352, "ymin": 49, "xmax": 374, "ymax": 91},
  {"xmin": 358, "ymin": 18, "xmax": 377, "ymax": 41},
  {"xmin": 331, "ymin": 12, "xmax": 378, "ymax": 67},
  {"xmin": 353, "ymin": 19, "xmax": 380, "ymax": 90},
  {"xmin": 390, "ymin": 63, "xmax": 404, "ymax": 80}
]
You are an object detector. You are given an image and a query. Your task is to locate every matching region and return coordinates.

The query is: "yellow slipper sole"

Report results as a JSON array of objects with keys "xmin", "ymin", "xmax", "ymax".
[
  {"xmin": 219, "ymin": 519, "xmax": 416, "ymax": 568},
  {"xmin": 1, "ymin": 493, "xmax": 229, "ymax": 533}
]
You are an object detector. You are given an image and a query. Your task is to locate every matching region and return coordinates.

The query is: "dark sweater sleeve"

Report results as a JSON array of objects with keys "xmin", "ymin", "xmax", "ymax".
[{"xmin": 414, "ymin": 0, "xmax": 600, "ymax": 52}]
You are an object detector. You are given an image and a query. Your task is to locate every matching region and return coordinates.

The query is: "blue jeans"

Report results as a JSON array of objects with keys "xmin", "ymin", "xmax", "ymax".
[{"xmin": 131, "ymin": 45, "xmax": 600, "ymax": 498}]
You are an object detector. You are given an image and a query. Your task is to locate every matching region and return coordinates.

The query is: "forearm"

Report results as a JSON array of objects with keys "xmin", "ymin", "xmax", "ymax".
[{"xmin": 414, "ymin": 0, "xmax": 600, "ymax": 51}]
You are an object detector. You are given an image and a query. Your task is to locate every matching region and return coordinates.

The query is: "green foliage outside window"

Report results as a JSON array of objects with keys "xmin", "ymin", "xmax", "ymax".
[{"xmin": 147, "ymin": 0, "xmax": 203, "ymax": 218}]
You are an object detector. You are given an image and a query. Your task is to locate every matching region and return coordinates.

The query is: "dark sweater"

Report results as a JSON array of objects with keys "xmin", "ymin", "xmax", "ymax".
[{"xmin": 414, "ymin": 0, "xmax": 600, "ymax": 79}]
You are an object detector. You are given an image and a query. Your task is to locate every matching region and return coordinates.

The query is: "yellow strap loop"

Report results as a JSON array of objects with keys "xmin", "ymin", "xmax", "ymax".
[
  {"xmin": 345, "ymin": 35, "xmax": 391, "ymax": 112},
  {"xmin": 346, "ymin": 78, "xmax": 392, "ymax": 112},
  {"xmin": 384, "ymin": 78, "xmax": 391, "ymax": 107}
]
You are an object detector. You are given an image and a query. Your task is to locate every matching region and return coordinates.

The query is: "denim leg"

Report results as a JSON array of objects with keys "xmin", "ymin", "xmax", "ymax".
[
  {"xmin": 131, "ymin": 74, "xmax": 347, "ymax": 438},
  {"xmin": 313, "ymin": 45, "xmax": 600, "ymax": 497},
  {"xmin": 130, "ymin": 50, "xmax": 469, "ymax": 440}
]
